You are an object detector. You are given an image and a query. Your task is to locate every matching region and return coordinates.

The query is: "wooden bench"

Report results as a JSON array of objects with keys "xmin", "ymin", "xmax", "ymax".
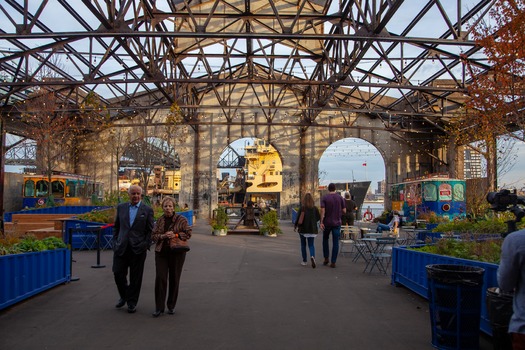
[
  {"xmin": 4, "ymin": 213, "xmax": 77, "ymax": 237},
  {"xmin": 23, "ymin": 227, "xmax": 63, "ymax": 240}
]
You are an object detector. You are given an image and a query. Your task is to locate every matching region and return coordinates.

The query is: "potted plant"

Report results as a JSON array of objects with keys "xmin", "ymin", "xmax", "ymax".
[
  {"xmin": 211, "ymin": 206, "xmax": 229, "ymax": 236},
  {"xmin": 260, "ymin": 210, "xmax": 282, "ymax": 237}
]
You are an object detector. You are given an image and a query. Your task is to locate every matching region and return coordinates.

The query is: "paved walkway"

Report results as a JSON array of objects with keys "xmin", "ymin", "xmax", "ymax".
[{"xmin": 0, "ymin": 220, "xmax": 494, "ymax": 350}]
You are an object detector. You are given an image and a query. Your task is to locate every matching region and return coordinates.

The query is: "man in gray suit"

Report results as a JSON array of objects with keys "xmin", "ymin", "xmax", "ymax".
[{"xmin": 112, "ymin": 185, "xmax": 154, "ymax": 313}]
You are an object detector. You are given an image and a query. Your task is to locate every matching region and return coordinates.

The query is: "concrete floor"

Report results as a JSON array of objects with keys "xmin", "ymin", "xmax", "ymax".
[{"xmin": 0, "ymin": 220, "xmax": 495, "ymax": 350}]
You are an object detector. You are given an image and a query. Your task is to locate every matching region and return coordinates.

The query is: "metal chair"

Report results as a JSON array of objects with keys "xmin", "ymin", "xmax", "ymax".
[
  {"xmin": 339, "ymin": 226, "xmax": 361, "ymax": 258},
  {"xmin": 364, "ymin": 236, "xmax": 396, "ymax": 274},
  {"xmin": 101, "ymin": 225, "xmax": 115, "ymax": 250},
  {"xmin": 76, "ymin": 224, "xmax": 95, "ymax": 250}
]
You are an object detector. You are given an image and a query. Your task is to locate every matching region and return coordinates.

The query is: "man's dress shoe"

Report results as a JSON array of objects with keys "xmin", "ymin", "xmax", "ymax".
[{"xmin": 152, "ymin": 310, "xmax": 162, "ymax": 317}]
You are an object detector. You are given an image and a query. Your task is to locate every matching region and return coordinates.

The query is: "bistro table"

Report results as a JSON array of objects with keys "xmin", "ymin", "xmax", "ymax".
[
  {"xmin": 362, "ymin": 237, "xmax": 397, "ymax": 274},
  {"xmin": 358, "ymin": 237, "xmax": 378, "ymax": 269},
  {"xmin": 359, "ymin": 227, "xmax": 374, "ymax": 238},
  {"xmin": 364, "ymin": 232, "xmax": 382, "ymax": 238}
]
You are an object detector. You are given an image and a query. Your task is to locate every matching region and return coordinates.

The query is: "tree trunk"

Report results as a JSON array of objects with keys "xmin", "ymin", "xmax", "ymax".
[{"xmin": 486, "ymin": 135, "xmax": 498, "ymax": 192}]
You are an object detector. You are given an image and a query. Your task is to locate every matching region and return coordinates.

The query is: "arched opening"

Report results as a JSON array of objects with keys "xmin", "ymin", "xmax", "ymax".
[
  {"xmin": 319, "ymin": 138, "xmax": 385, "ymax": 219},
  {"xmin": 217, "ymin": 137, "xmax": 282, "ymax": 211},
  {"xmin": 119, "ymin": 136, "xmax": 181, "ymax": 204}
]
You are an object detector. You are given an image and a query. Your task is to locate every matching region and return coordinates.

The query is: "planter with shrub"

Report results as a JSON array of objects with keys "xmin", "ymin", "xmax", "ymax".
[
  {"xmin": 260, "ymin": 210, "xmax": 282, "ymax": 237},
  {"xmin": 0, "ymin": 235, "xmax": 70, "ymax": 310},
  {"xmin": 391, "ymin": 237, "xmax": 502, "ymax": 336}
]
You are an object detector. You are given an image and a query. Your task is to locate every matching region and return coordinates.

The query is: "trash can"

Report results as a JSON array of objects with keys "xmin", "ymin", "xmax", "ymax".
[
  {"xmin": 426, "ymin": 264, "xmax": 485, "ymax": 350},
  {"xmin": 486, "ymin": 287, "xmax": 513, "ymax": 350}
]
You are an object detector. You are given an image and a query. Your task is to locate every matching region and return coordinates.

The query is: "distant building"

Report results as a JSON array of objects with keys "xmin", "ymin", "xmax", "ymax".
[
  {"xmin": 376, "ymin": 180, "xmax": 386, "ymax": 195},
  {"xmin": 464, "ymin": 149, "xmax": 483, "ymax": 179}
]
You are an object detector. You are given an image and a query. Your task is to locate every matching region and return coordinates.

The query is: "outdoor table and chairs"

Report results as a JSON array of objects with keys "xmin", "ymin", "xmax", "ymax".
[
  {"xmin": 339, "ymin": 226, "xmax": 362, "ymax": 259},
  {"xmin": 361, "ymin": 236, "xmax": 397, "ymax": 274},
  {"xmin": 364, "ymin": 232, "xmax": 382, "ymax": 238},
  {"xmin": 399, "ymin": 226, "xmax": 427, "ymax": 246},
  {"xmin": 359, "ymin": 227, "xmax": 373, "ymax": 238}
]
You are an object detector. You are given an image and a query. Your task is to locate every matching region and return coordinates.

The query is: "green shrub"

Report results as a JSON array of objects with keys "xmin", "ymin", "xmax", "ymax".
[
  {"xmin": 102, "ymin": 190, "xmax": 130, "ymax": 206},
  {"xmin": 0, "ymin": 236, "xmax": 66, "ymax": 256},
  {"xmin": 260, "ymin": 210, "xmax": 282, "ymax": 235},
  {"xmin": 77, "ymin": 208, "xmax": 116, "ymax": 223},
  {"xmin": 433, "ymin": 213, "xmax": 518, "ymax": 234},
  {"xmin": 410, "ymin": 238, "xmax": 502, "ymax": 264},
  {"xmin": 210, "ymin": 206, "xmax": 229, "ymax": 230}
]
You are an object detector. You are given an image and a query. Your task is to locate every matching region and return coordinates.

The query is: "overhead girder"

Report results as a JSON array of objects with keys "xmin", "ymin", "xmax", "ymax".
[{"xmin": 0, "ymin": 0, "xmax": 496, "ymax": 140}]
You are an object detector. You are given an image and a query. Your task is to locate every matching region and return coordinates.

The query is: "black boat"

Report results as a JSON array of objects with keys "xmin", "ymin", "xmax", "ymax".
[{"xmin": 319, "ymin": 181, "xmax": 371, "ymax": 220}]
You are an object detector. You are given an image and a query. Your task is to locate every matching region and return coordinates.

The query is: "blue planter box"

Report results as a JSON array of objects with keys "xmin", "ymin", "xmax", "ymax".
[
  {"xmin": 292, "ymin": 208, "xmax": 298, "ymax": 224},
  {"xmin": 416, "ymin": 231, "xmax": 442, "ymax": 242},
  {"xmin": 426, "ymin": 223, "xmax": 439, "ymax": 231},
  {"xmin": 62, "ymin": 210, "xmax": 193, "ymax": 250},
  {"xmin": 417, "ymin": 231, "xmax": 502, "ymax": 243},
  {"xmin": 0, "ymin": 248, "xmax": 70, "ymax": 310},
  {"xmin": 63, "ymin": 220, "xmax": 114, "ymax": 250},
  {"xmin": 4, "ymin": 206, "xmax": 111, "ymax": 222},
  {"xmin": 391, "ymin": 245, "xmax": 499, "ymax": 336},
  {"xmin": 178, "ymin": 210, "xmax": 193, "ymax": 226}
]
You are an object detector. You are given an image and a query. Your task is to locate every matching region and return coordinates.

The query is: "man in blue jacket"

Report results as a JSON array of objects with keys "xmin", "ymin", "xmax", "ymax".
[{"xmin": 112, "ymin": 185, "xmax": 154, "ymax": 313}]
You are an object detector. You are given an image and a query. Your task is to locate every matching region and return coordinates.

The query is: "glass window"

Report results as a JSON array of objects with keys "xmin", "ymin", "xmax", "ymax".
[
  {"xmin": 438, "ymin": 183, "xmax": 452, "ymax": 201},
  {"xmin": 24, "ymin": 180, "xmax": 35, "ymax": 197},
  {"xmin": 67, "ymin": 180, "xmax": 78, "ymax": 197},
  {"xmin": 423, "ymin": 183, "xmax": 438, "ymax": 201},
  {"xmin": 405, "ymin": 184, "xmax": 414, "ymax": 201},
  {"xmin": 78, "ymin": 181, "xmax": 86, "ymax": 197},
  {"xmin": 406, "ymin": 183, "xmax": 422, "ymax": 206},
  {"xmin": 453, "ymin": 183, "xmax": 465, "ymax": 201},
  {"xmin": 35, "ymin": 180, "xmax": 49, "ymax": 197},
  {"xmin": 51, "ymin": 180, "xmax": 65, "ymax": 198}
]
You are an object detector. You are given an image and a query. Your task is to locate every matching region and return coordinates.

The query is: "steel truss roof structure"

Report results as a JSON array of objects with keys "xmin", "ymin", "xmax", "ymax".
[{"xmin": 0, "ymin": 0, "xmax": 494, "ymax": 141}]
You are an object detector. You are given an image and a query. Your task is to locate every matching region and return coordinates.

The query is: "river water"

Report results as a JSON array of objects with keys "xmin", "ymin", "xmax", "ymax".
[{"xmin": 361, "ymin": 202, "xmax": 384, "ymax": 219}]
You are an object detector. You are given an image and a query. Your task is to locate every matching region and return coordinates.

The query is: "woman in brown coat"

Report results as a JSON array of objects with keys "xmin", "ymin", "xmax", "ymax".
[{"xmin": 151, "ymin": 196, "xmax": 192, "ymax": 317}]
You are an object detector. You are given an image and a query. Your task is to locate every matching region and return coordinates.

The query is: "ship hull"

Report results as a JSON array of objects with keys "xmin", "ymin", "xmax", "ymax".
[{"xmin": 320, "ymin": 181, "xmax": 371, "ymax": 220}]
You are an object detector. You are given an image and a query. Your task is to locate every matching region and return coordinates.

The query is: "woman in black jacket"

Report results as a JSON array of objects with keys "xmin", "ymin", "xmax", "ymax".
[{"xmin": 294, "ymin": 193, "xmax": 321, "ymax": 268}]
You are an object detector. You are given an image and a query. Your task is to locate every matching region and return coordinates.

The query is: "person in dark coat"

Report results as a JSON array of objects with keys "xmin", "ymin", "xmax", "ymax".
[
  {"xmin": 112, "ymin": 185, "xmax": 154, "ymax": 314},
  {"xmin": 320, "ymin": 183, "xmax": 346, "ymax": 268},
  {"xmin": 342, "ymin": 192, "xmax": 357, "ymax": 226},
  {"xmin": 151, "ymin": 196, "xmax": 192, "ymax": 317},
  {"xmin": 294, "ymin": 193, "xmax": 321, "ymax": 268}
]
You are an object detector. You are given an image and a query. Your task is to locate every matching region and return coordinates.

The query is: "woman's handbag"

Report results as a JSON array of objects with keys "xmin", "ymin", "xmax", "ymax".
[{"xmin": 169, "ymin": 233, "xmax": 190, "ymax": 252}]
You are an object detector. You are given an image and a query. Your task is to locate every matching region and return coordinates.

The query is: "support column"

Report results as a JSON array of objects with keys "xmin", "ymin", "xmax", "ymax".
[
  {"xmin": 447, "ymin": 136, "xmax": 458, "ymax": 179},
  {"xmin": 298, "ymin": 127, "xmax": 306, "ymax": 203},
  {"xmin": 487, "ymin": 134, "xmax": 498, "ymax": 191},
  {"xmin": 192, "ymin": 125, "xmax": 200, "ymax": 214}
]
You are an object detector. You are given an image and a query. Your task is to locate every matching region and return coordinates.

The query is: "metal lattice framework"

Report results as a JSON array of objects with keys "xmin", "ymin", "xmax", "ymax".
[{"xmin": 0, "ymin": 0, "xmax": 494, "ymax": 146}]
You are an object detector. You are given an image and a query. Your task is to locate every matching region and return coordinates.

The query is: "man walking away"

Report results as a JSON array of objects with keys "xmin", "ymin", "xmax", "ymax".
[{"xmin": 320, "ymin": 183, "xmax": 346, "ymax": 268}]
